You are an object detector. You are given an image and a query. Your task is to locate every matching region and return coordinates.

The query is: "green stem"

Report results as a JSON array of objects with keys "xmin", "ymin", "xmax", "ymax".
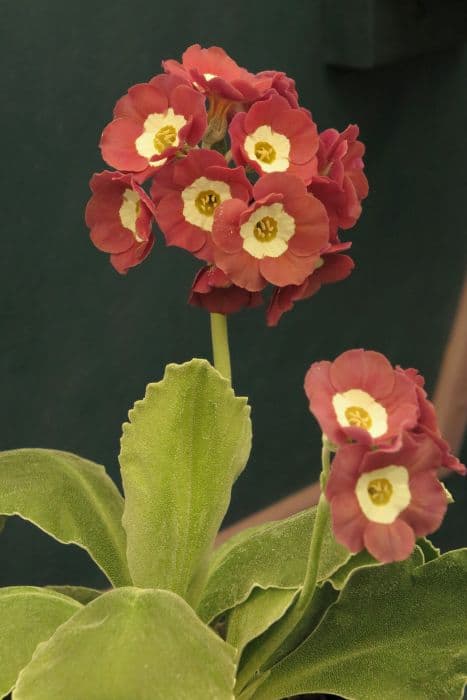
[
  {"xmin": 297, "ymin": 437, "xmax": 332, "ymax": 610},
  {"xmin": 236, "ymin": 439, "xmax": 333, "ymax": 694},
  {"xmin": 210, "ymin": 313, "xmax": 232, "ymax": 382}
]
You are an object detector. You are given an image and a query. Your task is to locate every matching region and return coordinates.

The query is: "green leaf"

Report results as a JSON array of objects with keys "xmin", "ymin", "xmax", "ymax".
[
  {"xmin": 119, "ymin": 359, "xmax": 251, "ymax": 599},
  {"xmin": 0, "ymin": 586, "xmax": 81, "ymax": 699},
  {"xmin": 13, "ymin": 587, "xmax": 236, "ymax": 700},
  {"xmin": 0, "ymin": 516, "xmax": 6, "ymax": 534},
  {"xmin": 417, "ymin": 536, "xmax": 440, "ymax": 562},
  {"xmin": 45, "ymin": 586, "xmax": 103, "ymax": 605},
  {"xmin": 330, "ymin": 549, "xmax": 378, "ymax": 589},
  {"xmin": 198, "ymin": 507, "xmax": 350, "ymax": 623},
  {"xmin": 236, "ymin": 582, "xmax": 338, "ymax": 695},
  {"xmin": 252, "ymin": 548, "xmax": 467, "ymax": 700},
  {"xmin": 227, "ymin": 587, "xmax": 299, "ymax": 658},
  {"xmin": 0, "ymin": 449, "xmax": 131, "ymax": 587}
]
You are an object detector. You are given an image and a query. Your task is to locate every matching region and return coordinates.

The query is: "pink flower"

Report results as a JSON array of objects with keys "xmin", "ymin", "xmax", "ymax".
[
  {"xmin": 85, "ymin": 170, "xmax": 155, "ymax": 274},
  {"xmin": 397, "ymin": 367, "xmax": 466, "ymax": 476},
  {"xmin": 151, "ymin": 149, "xmax": 252, "ymax": 262},
  {"xmin": 310, "ymin": 125, "xmax": 368, "ymax": 240},
  {"xmin": 326, "ymin": 433, "xmax": 448, "ymax": 563},
  {"xmin": 266, "ymin": 243, "xmax": 354, "ymax": 326},
  {"xmin": 304, "ymin": 349, "xmax": 419, "ymax": 447},
  {"xmin": 229, "ymin": 93, "xmax": 318, "ymax": 184},
  {"xmin": 100, "ymin": 74, "xmax": 207, "ymax": 177},
  {"xmin": 253, "ymin": 70, "xmax": 299, "ymax": 108},
  {"xmin": 189, "ymin": 266, "xmax": 263, "ymax": 314},
  {"xmin": 163, "ymin": 44, "xmax": 261, "ymax": 102},
  {"xmin": 212, "ymin": 173, "xmax": 329, "ymax": 292}
]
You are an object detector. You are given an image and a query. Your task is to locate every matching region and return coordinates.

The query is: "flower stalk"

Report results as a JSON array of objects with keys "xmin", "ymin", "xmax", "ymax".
[
  {"xmin": 210, "ymin": 312, "xmax": 232, "ymax": 382},
  {"xmin": 297, "ymin": 437, "xmax": 332, "ymax": 611}
]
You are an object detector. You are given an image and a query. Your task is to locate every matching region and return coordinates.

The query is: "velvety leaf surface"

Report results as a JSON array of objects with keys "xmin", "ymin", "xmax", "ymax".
[
  {"xmin": 45, "ymin": 585, "xmax": 104, "ymax": 605},
  {"xmin": 13, "ymin": 587, "xmax": 236, "ymax": 700},
  {"xmin": 227, "ymin": 587, "xmax": 299, "ymax": 657},
  {"xmin": 236, "ymin": 582, "xmax": 338, "ymax": 694},
  {"xmin": 198, "ymin": 508, "xmax": 349, "ymax": 623},
  {"xmin": 0, "ymin": 586, "xmax": 81, "ymax": 699},
  {"xmin": 119, "ymin": 359, "xmax": 251, "ymax": 598},
  {"xmin": 252, "ymin": 549, "xmax": 467, "ymax": 700},
  {"xmin": 0, "ymin": 449, "xmax": 131, "ymax": 587}
]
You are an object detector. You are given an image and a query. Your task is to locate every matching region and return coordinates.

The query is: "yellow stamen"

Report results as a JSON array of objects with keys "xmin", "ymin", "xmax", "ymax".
[
  {"xmin": 345, "ymin": 405, "xmax": 372, "ymax": 430},
  {"xmin": 254, "ymin": 216, "xmax": 278, "ymax": 242},
  {"xmin": 367, "ymin": 478, "xmax": 393, "ymax": 506},
  {"xmin": 195, "ymin": 190, "xmax": 220, "ymax": 216},
  {"xmin": 254, "ymin": 141, "xmax": 276, "ymax": 165},
  {"xmin": 153, "ymin": 125, "xmax": 177, "ymax": 153}
]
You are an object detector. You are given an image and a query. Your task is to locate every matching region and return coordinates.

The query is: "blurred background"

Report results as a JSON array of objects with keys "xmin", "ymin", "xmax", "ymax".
[{"xmin": 0, "ymin": 0, "xmax": 466, "ymax": 589}]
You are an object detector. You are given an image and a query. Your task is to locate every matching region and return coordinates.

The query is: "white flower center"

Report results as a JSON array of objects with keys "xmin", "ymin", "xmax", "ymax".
[
  {"xmin": 181, "ymin": 177, "xmax": 231, "ymax": 232},
  {"xmin": 135, "ymin": 108, "xmax": 187, "ymax": 165},
  {"xmin": 244, "ymin": 125, "xmax": 290, "ymax": 173},
  {"xmin": 240, "ymin": 203, "xmax": 295, "ymax": 259},
  {"xmin": 332, "ymin": 389, "xmax": 388, "ymax": 438},
  {"xmin": 119, "ymin": 189, "xmax": 143, "ymax": 241},
  {"xmin": 356, "ymin": 465, "xmax": 411, "ymax": 524}
]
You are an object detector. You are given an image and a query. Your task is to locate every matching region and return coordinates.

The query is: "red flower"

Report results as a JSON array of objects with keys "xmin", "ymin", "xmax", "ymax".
[
  {"xmin": 229, "ymin": 93, "xmax": 318, "ymax": 184},
  {"xmin": 163, "ymin": 44, "xmax": 260, "ymax": 103},
  {"xmin": 189, "ymin": 266, "xmax": 263, "ymax": 315},
  {"xmin": 85, "ymin": 171, "xmax": 155, "ymax": 274},
  {"xmin": 266, "ymin": 243, "xmax": 354, "ymax": 326},
  {"xmin": 253, "ymin": 70, "xmax": 299, "ymax": 107},
  {"xmin": 310, "ymin": 125, "xmax": 368, "ymax": 240},
  {"xmin": 100, "ymin": 74, "xmax": 207, "ymax": 177},
  {"xmin": 212, "ymin": 173, "xmax": 329, "ymax": 292},
  {"xmin": 151, "ymin": 149, "xmax": 252, "ymax": 262},
  {"xmin": 326, "ymin": 433, "xmax": 448, "ymax": 562},
  {"xmin": 397, "ymin": 367, "xmax": 466, "ymax": 476},
  {"xmin": 305, "ymin": 349, "xmax": 419, "ymax": 448}
]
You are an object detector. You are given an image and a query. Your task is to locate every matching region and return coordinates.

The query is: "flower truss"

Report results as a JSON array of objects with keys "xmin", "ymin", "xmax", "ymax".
[
  {"xmin": 306, "ymin": 349, "xmax": 466, "ymax": 562},
  {"xmin": 86, "ymin": 44, "xmax": 368, "ymax": 324}
]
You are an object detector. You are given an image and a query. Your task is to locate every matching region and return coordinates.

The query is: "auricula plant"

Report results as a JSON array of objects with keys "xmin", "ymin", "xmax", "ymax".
[{"xmin": 0, "ymin": 44, "xmax": 465, "ymax": 700}]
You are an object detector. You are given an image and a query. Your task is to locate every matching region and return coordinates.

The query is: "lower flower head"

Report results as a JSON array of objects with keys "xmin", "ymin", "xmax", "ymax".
[
  {"xmin": 212, "ymin": 173, "xmax": 330, "ymax": 292},
  {"xmin": 305, "ymin": 349, "xmax": 419, "ymax": 447},
  {"xmin": 188, "ymin": 265, "xmax": 263, "ymax": 315},
  {"xmin": 151, "ymin": 149, "xmax": 252, "ymax": 262},
  {"xmin": 397, "ymin": 367, "xmax": 466, "ymax": 476},
  {"xmin": 85, "ymin": 170, "xmax": 155, "ymax": 274},
  {"xmin": 326, "ymin": 433, "xmax": 448, "ymax": 562}
]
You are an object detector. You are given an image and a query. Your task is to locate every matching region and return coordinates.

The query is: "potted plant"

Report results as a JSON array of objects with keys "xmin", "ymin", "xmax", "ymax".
[{"xmin": 0, "ymin": 44, "xmax": 465, "ymax": 700}]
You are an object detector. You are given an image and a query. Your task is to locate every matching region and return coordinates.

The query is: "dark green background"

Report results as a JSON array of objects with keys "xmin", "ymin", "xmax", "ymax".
[{"xmin": 0, "ymin": 0, "xmax": 465, "ymax": 588}]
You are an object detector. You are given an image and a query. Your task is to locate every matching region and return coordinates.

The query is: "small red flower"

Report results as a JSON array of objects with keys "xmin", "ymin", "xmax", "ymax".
[
  {"xmin": 212, "ymin": 173, "xmax": 329, "ymax": 292},
  {"xmin": 85, "ymin": 171, "xmax": 155, "ymax": 274},
  {"xmin": 310, "ymin": 125, "xmax": 368, "ymax": 240},
  {"xmin": 326, "ymin": 433, "xmax": 448, "ymax": 563},
  {"xmin": 151, "ymin": 149, "xmax": 252, "ymax": 262},
  {"xmin": 397, "ymin": 367, "xmax": 466, "ymax": 476},
  {"xmin": 100, "ymin": 74, "xmax": 207, "ymax": 177},
  {"xmin": 305, "ymin": 349, "xmax": 419, "ymax": 448},
  {"xmin": 266, "ymin": 243, "xmax": 354, "ymax": 326},
  {"xmin": 229, "ymin": 93, "xmax": 318, "ymax": 184},
  {"xmin": 163, "ymin": 44, "xmax": 260, "ymax": 103},
  {"xmin": 253, "ymin": 70, "xmax": 299, "ymax": 107},
  {"xmin": 189, "ymin": 266, "xmax": 263, "ymax": 315}
]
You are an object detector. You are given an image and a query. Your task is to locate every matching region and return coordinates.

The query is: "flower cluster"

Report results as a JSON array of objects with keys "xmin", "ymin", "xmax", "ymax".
[
  {"xmin": 305, "ymin": 349, "xmax": 465, "ymax": 563},
  {"xmin": 85, "ymin": 44, "xmax": 368, "ymax": 324}
]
